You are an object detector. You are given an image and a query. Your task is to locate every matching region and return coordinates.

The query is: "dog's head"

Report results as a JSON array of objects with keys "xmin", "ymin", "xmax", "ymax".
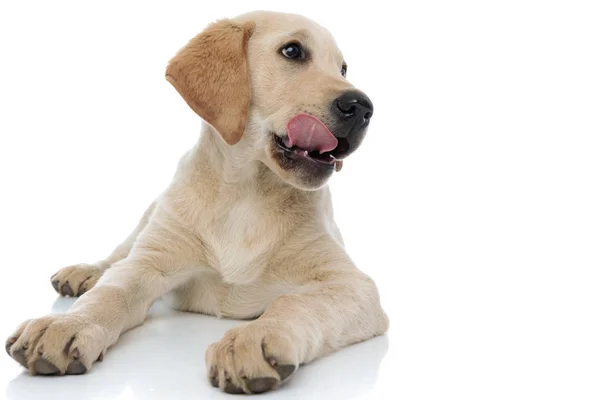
[{"xmin": 166, "ymin": 11, "xmax": 373, "ymax": 190}]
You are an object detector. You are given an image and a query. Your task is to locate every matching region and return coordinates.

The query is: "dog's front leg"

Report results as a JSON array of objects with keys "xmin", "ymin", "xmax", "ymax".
[
  {"xmin": 5, "ymin": 213, "xmax": 200, "ymax": 375},
  {"xmin": 49, "ymin": 200, "xmax": 158, "ymax": 297},
  {"xmin": 206, "ymin": 259, "xmax": 389, "ymax": 394}
]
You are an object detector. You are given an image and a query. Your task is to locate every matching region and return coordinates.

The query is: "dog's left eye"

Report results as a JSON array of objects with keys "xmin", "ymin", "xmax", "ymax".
[
  {"xmin": 341, "ymin": 65, "xmax": 347, "ymax": 77},
  {"xmin": 281, "ymin": 43, "xmax": 305, "ymax": 60}
]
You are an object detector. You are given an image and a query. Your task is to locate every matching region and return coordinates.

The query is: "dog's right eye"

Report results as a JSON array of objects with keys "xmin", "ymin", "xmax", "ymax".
[{"xmin": 281, "ymin": 43, "xmax": 305, "ymax": 60}]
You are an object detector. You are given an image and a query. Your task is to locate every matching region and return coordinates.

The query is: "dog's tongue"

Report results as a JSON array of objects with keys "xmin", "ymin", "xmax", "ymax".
[{"xmin": 286, "ymin": 114, "xmax": 338, "ymax": 154}]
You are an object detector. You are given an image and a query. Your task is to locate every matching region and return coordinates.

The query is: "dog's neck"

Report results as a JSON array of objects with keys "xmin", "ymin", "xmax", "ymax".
[{"xmin": 195, "ymin": 123, "xmax": 296, "ymax": 195}]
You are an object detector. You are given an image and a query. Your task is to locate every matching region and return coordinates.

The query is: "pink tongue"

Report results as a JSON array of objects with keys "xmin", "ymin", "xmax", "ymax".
[{"xmin": 286, "ymin": 114, "xmax": 338, "ymax": 154}]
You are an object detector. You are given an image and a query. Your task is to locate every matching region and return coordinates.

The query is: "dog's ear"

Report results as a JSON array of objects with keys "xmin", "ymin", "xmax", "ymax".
[{"xmin": 166, "ymin": 19, "xmax": 255, "ymax": 145}]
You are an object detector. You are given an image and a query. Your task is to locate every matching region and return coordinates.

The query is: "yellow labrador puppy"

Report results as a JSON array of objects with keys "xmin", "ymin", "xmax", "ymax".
[{"xmin": 5, "ymin": 11, "xmax": 388, "ymax": 394}]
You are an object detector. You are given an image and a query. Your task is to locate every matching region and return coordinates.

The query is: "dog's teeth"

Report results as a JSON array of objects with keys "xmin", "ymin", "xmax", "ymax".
[{"xmin": 304, "ymin": 151, "xmax": 309, "ymax": 157}]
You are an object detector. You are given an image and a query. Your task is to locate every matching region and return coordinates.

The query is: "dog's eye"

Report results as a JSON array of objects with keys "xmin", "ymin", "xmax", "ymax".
[
  {"xmin": 341, "ymin": 65, "xmax": 347, "ymax": 77},
  {"xmin": 281, "ymin": 43, "xmax": 305, "ymax": 60}
]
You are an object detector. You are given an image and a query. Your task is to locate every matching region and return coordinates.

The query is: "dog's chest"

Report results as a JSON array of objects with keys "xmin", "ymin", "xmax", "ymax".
[{"xmin": 201, "ymin": 194, "xmax": 280, "ymax": 284}]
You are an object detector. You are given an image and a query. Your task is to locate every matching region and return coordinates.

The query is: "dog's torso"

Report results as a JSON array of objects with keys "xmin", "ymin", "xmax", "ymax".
[{"xmin": 154, "ymin": 137, "xmax": 345, "ymax": 318}]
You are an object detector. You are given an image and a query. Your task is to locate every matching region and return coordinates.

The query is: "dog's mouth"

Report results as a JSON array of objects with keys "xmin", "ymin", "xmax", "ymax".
[
  {"xmin": 272, "ymin": 114, "xmax": 351, "ymax": 167},
  {"xmin": 273, "ymin": 133, "xmax": 349, "ymax": 166}
]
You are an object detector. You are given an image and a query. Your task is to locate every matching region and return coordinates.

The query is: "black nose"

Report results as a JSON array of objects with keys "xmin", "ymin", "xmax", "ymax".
[
  {"xmin": 333, "ymin": 90, "xmax": 374, "ymax": 128},
  {"xmin": 328, "ymin": 90, "xmax": 373, "ymax": 159}
]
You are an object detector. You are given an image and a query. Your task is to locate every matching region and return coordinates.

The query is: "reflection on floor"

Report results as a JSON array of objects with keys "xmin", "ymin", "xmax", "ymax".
[{"xmin": 4, "ymin": 297, "xmax": 388, "ymax": 400}]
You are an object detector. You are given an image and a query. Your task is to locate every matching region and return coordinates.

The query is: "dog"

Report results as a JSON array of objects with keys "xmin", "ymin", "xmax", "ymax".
[{"xmin": 5, "ymin": 10, "xmax": 388, "ymax": 394}]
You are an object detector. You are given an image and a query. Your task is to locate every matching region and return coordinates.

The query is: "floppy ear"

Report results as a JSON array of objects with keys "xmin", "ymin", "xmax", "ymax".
[{"xmin": 166, "ymin": 19, "xmax": 255, "ymax": 145}]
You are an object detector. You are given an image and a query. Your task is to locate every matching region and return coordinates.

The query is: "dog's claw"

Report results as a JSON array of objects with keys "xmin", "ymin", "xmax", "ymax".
[
  {"xmin": 5, "ymin": 337, "xmax": 17, "ymax": 354},
  {"xmin": 35, "ymin": 357, "xmax": 60, "ymax": 375},
  {"xmin": 224, "ymin": 382, "xmax": 244, "ymax": 394},
  {"xmin": 11, "ymin": 348, "xmax": 28, "ymax": 368},
  {"xmin": 247, "ymin": 377, "xmax": 277, "ymax": 394},
  {"xmin": 66, "ymin": 360, "xmax": 87, "ymax": 375},
  {"xmin": 275, "ymin": 364, "xmax": 296, "ymax": 381},
  {"xmin": 61, "ymin": 282, "xmax": 74, "ymax": 297}
]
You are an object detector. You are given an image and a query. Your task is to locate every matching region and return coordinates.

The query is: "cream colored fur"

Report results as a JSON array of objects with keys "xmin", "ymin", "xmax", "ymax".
[{"xmin": 6, "ymin": 11, "xmax": 388, "ymax": 394}]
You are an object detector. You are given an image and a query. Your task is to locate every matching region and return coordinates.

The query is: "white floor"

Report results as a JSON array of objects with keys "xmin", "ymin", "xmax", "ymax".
[
  {"xmin": 3, "ymin": 258, "xmax": 600, "ymax": 400},
  {"xmin": 1, "ymin": 277, "xmax": 391, "ymax": 400}
]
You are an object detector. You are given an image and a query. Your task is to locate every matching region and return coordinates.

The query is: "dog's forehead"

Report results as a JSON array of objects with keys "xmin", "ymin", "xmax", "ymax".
[{"xmin": 237, "ymin": 11, "xmax": 343, "ymax": 62}]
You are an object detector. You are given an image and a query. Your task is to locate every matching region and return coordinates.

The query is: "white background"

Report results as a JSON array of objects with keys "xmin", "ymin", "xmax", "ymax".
[{"xmin": 1, "ymin": 1, "xmax": 599, "ymax": 399}]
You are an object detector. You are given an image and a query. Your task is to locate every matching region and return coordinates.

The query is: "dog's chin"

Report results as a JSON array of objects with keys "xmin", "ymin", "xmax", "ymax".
[{"xmin": 267, "ymin": 133, "xmax": 335, "ymax": 191}]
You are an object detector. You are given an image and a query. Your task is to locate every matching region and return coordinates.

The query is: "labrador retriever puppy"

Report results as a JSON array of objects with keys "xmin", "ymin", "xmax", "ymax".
[{"xmin": 5, "ymin": 10, "xmax": 388, "ymax": 394}]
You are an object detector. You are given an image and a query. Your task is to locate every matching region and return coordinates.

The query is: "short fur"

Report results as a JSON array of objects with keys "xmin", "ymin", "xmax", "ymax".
[{"xmin": 6, "ymin": 11, "xmax": 388, "ymax": 394}]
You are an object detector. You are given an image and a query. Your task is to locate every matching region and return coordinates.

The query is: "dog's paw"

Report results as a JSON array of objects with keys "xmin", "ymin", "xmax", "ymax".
[
  {"xmin": 206, "ymin": 320, "xmax": 300, "ymax": 394},
  {"xmin": 5, "ymin": 314, "xmax": 106, "ymax": 375},
  {"xmin": 50, "ymin": 263, "xmax": 104, "ymax": 297}
]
